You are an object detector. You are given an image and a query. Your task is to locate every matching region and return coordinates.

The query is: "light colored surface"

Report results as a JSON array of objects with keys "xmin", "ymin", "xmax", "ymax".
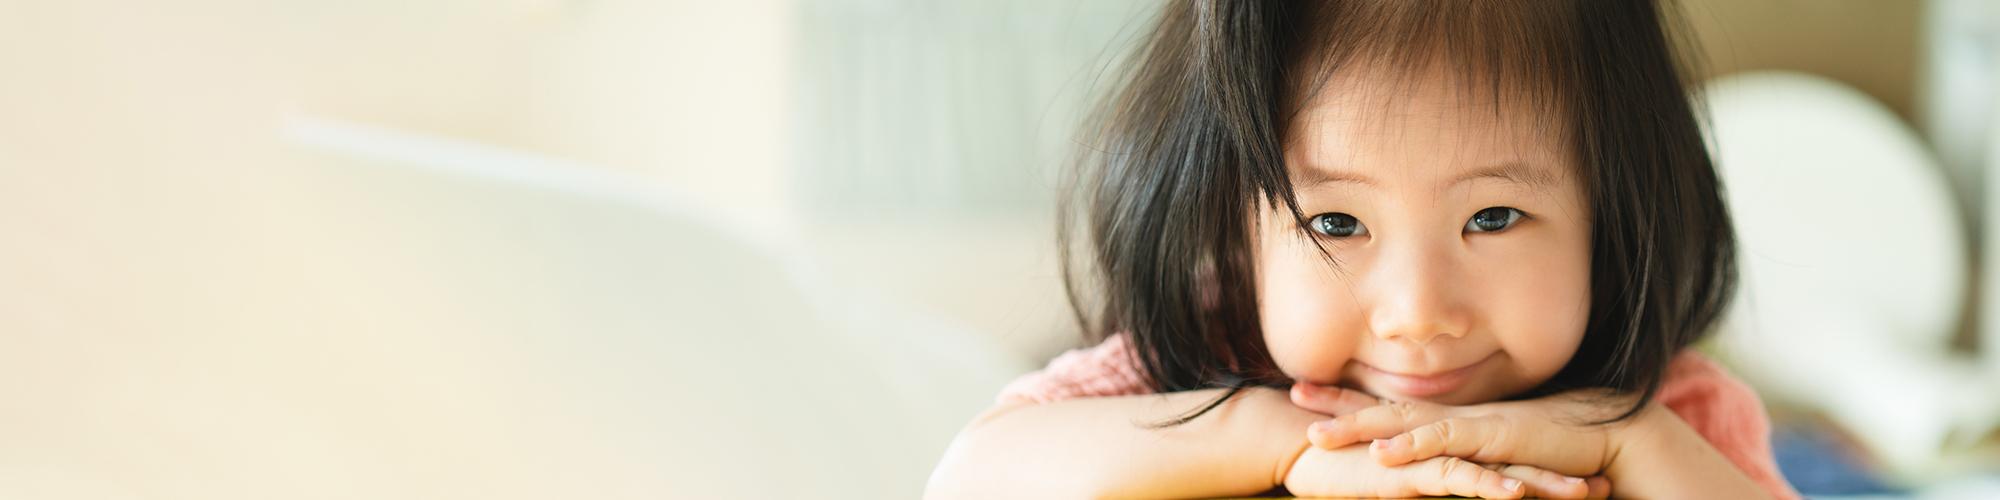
[
  {"xmin": 0, "ymin": 108, "xmax": 1028, "ymax": 498},
  {"xmin": 266, "ymin": 0, "xmax": 800, "ymax": 236},
  {"xmin": 1919, "ymin": 0, "xmax": 2000, "ymax": 222},
  {"xmin": 783, "ymin": 0, "xmax": 1157, "ymax": 362},
  {"xmin": 1705, "ymin": 71, "xmax": 1998, "ymax": 480},
  {"xmin": 0, "ymin": 2, "xmax": 1029, "ymax": 494}
]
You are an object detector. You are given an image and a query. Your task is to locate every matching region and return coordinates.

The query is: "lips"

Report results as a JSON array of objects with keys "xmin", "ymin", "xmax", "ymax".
[{"xmin": 1356, "ymin": 352, "xmax": 1497, "ymax": 399}]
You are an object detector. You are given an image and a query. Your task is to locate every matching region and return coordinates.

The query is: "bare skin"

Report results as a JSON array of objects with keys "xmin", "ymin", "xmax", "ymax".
[
  {"xmin": 926, "ymin": 386, "xmax": 1602, "ymax": 499},
  {"xmin": 1293, "ymin": 383, "xmax": 1770, "ymax": 499}
]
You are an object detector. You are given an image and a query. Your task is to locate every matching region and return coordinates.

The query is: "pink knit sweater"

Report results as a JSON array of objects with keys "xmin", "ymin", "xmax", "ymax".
[{"xmin": 998, "ymin": 334, "xmax": 1799, "ymax": 499}]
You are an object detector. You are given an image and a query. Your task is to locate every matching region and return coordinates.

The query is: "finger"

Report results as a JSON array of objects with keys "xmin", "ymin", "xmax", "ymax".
[
  {"xmin": 1371, "ymin": 415, "xmax": 1512, "ymax": 466},
  {"xmin": 1495, "ymin": 464, "xmax": 1591, "ymax": 499},
  {"xmin": 1586, "ymin": 476, "xmax": 1612, "ymax": 498},
  {"xmin": 1288, "ymin": 381, "xmax": 1378, "ymax": 416},
  {"xmin": 1394, "ymin": 456, "xmax": 1524, "ymax": 499},
  {"xmin": 1308, "ymin": 400, "xmax": 1438, "ymax": 449},
  {"xmin": 1378, "ymin": 415, "xmax": 1611, "ymax": 477}
]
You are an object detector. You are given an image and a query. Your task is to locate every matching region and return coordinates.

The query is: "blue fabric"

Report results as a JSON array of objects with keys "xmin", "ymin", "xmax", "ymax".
[{"xmin": 1772, "ymin": 422, "xmax": 1901, "ymax": 496}]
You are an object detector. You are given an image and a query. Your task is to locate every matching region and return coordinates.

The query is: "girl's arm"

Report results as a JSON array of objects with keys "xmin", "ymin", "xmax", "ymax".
[
  {"xmin": 1597, "ymin": 403, "xmax": 1770, "ymax": 498},
  {"xmin": 924, "ymin": 386, "xmax": 1321, "ymax": 499}
]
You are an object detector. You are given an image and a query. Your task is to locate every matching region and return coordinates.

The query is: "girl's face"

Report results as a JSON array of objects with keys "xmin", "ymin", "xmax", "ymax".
[{"xmin": 1258, "ymin": 70, "xmax": 1593, "ymax": 405}]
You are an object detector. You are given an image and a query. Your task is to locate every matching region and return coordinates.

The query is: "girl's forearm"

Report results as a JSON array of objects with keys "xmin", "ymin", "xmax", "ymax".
[
  {"xmin": 1603, "ymin": 404, "xmax": 1771, "ymax": 499},
  {"xmin": 925, "ymin": 387, "xmax": 1321, "ymax": 499}
]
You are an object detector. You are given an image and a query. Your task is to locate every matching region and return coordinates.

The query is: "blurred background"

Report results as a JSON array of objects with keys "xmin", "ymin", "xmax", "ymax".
[{"xmin": 1, "ymin": 0, "xmax": 1998, "ymax": 498}]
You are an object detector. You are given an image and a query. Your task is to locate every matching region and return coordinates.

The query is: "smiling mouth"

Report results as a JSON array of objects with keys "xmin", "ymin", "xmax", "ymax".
[{"xmin": 1356, "ymin": 352, "xmax": 1498, "ymax": 398}]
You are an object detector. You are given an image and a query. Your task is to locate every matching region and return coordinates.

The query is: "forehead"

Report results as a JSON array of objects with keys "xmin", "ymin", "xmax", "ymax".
[{"xmin": 1284, "ymin": 63, "xmax": 1576, "ymax": 194}]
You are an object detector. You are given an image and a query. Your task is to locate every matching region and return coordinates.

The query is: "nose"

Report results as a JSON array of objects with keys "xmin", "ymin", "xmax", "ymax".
[{"xmin": 1364, "ymin": 241, "xmax": 1470, "ymax": 346}]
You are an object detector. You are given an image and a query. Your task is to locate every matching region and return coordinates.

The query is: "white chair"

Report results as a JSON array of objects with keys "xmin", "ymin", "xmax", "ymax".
[{"xmin": 1705, "ymin": 71, "xmax": 1999, "ymax": 480}]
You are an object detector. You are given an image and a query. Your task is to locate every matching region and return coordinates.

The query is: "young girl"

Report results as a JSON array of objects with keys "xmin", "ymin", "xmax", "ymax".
[{"xmin": 929, "ymin": 1, "xmax": 1796, "ymax": 498}]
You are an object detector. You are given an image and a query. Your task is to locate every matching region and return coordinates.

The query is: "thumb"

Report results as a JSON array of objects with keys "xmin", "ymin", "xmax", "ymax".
[{"xmin": 1289, "ymin": 381, "xmax": 1380, "ymax": 416}]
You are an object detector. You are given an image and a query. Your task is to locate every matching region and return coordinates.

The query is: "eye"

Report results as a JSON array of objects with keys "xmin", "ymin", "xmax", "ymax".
[
  {"xmin": 1308, "ymin": 212, "xmax": 1368, "ymax": 238},
  {"xmin": 1465, "ymin": 207, "xmax": 1525, "ymax": 233}
]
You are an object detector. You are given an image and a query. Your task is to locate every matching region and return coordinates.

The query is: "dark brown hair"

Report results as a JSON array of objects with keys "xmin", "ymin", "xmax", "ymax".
[{"xmin": 1057, "ymin": 0, "xmax": 1735, "ymax": 424}]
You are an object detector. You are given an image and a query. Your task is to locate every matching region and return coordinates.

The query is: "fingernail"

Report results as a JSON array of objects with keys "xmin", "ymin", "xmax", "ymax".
[
  {"xmin": 1564, "ymin": 476, "xmax": 1585, "ymax": 484},
  {"xmin": 1501, "ymin": 478, "xmax": 1522, "ymax": 491},
  {"xmin": 1374, "ymin": 434, "xmax": 1406, "ymax": 451}
]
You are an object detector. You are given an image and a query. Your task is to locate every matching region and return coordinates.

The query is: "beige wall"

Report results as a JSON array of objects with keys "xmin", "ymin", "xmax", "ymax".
[{"xmin": 1683, "ymin": 0, "xmax": 1923, "ymax": 121}]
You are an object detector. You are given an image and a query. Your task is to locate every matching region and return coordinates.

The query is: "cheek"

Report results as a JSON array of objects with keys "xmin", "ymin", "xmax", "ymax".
[
  {"xmin": 1482, "ymin": 232, "xmax": 1593, "ymax": 384},
  {"xmin": 1256, "ymin": 236, "xmax": 1364, "ymax": 383}
]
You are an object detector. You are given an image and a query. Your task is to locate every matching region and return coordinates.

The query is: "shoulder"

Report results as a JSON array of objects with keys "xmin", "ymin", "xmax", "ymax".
[
  {"xmin": 993, "ymin": 333, "xmax": 1153, "ymax": 406},
  {"xmin": 1657, "ymin": 350, "xmax": 1801, "ymax": 500},
  {"xmin": 1656, "ymin": 351, "xmax": 1765, "ymax": 437}
]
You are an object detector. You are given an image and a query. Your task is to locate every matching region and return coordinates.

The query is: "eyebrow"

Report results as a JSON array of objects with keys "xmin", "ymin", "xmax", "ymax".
[{"xmin": 1293, "ymin": 162, "xmax": 1563, "ymax": 193}]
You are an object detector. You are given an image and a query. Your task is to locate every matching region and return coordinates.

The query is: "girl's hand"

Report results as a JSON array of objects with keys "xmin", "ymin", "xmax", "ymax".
[
  {"xmin": 1283, "ymin": 442, "xmax": 1602, "ymax": 499},
  {"xmin": 1292, "ymin": 381, "xmax": 1636, "ymax": 481}
]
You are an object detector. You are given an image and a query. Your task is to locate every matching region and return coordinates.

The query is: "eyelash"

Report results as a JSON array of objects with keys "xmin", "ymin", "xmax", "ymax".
[{"xmin": 1305, "ymin": 207, "xmax": 1528, "ymax": 238}]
